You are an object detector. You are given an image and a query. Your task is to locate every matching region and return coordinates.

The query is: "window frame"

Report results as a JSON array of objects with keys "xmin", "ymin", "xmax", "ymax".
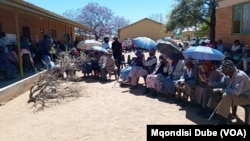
[{"xmin": 232, "ymin": 2, "xmax": 250, "ymax": 34}]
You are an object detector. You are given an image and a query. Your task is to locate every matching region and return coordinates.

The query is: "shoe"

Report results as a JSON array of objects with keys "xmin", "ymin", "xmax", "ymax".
[
  {"xmin": 197, "ymin": 109, "xmax": 211, "ymax": 118},
  {"xmin": 130, "ymin": 85, "xmax": 137, "ymax": 89},
  {"xmin": 143, "ymin": 88, "xmax": 150, "ymax": 94},
  {"xmin": 216, "ymin": 118, "xmax": 230, "ymax": 125}
]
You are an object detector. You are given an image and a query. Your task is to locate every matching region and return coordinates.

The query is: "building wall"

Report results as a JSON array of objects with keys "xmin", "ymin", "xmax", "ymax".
[
  {"xmin": 216, "ymin": 2, "xmax": 250, "ymax": 49},
  {"xmin": 0, "ymin": 6, "xmax": 75, "ymax": 48},
  {"xmin": 182, "ymin": 31, "xmax": 196, "ymax": 41},
  {"xmin": 119, "ymin": 18, "xmax": 173, "ymax": 42},
  {"xmin": 219, "ymin": 0, "xmax": 249, "ymax": 8}
]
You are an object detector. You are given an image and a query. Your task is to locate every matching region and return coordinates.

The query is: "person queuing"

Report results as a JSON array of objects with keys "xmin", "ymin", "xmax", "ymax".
[
  {"xmin": 102, "ymin": 37, "xmax": 111, "ymax": 50},
  {"xmin": 112, "ymin": 37, "xmax": 122, "ymax": 70}
]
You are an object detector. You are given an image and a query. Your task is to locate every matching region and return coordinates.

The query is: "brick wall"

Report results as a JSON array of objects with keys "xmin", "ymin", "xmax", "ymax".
[
  {"xmin": 216, "ymin": 6, "xmax": 250, "ymax": 49},
  {"xmin": 0, "ymin": 7, "xmax": 75, "ymax": 48}
]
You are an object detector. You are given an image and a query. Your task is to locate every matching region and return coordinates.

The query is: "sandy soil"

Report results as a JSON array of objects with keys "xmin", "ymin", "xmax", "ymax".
[{"xmin": 0, "ymin": 52, "xmax": 245, "ymax": 141}]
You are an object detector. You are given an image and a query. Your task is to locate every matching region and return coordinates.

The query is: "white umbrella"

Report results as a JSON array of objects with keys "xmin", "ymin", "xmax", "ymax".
[
  {"xmin": 132, "ymin": 37, "xmax": 156, "ymax": 50},
  {"xmin": 182, "ymin": 46, "xmax": 225, "ymax": 60},
  {"xmin": 90, "ymin": 46, "xmax": 108, "ymax": 53},
  {"xmin": 77, "ymin": 40, "xmax": 102, "ymax": 50}
]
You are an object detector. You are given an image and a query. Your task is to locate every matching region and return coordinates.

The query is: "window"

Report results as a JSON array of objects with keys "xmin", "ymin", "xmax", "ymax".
[
  {"xmin": 51, "ymin": 29, "xmax": 56, "ymax": 38},
  {"xmin": 233, "ymin": 2, "xmax": 250, "ymax": 34}
]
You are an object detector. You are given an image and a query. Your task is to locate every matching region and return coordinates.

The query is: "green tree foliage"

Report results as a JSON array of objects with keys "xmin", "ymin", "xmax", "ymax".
[{"xmin": 166, "ymin": 0, "xmax": 220, "ymax": 43}]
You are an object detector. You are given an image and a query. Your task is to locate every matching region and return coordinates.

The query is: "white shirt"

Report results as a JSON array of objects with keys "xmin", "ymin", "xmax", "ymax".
[
  {"xmin": 98, "ymin": 55, "xmax": 107, "ymax": 68},
  {"xmin": 102, "ymin": 42, "xmax": 110, "ymax": 49}
]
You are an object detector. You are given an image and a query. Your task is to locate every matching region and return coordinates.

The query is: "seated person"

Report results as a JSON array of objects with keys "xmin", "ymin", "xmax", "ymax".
[
  {"xmin": 162, "ymin": 54, "xmax": 185, "ymax": 98},
  {"xmin": 144, "ymin": 54, "xmax": 169, "ymax": 97},
  {"xmin": 237, "ymin": 44, "xmax": 250, "ymax": 72},
  {"xmin": 194, "ymin": 60, "xmax": 222, "ymax": 118},
  {"xmin": 119, "ymin": 50, "xmax": 143, "ymax": 84},
  {"xmin": 90, "ymin": 51, "xmax": 101, "ymax": 78},
  {"xmin": 0, "ymin": 46, "xmax": 17, "ymax": 79},
  {"xmin": 231, "ymin": 39, "xmax": 242, "ymax": 63},
  {"xmin": 208, "ymin": 60, "xmax": 250, "ymax": 124},
  {"xmin": 129, "ymin": 48, "xmax": 157, "ymax": 89},
  {"xmin": 21, "ymin": 45, "xmax": 35, "ymax": 72},
  {"xmin": 175, "ymin": 58, "xmax": 198, "ymax": 104},
  {"xmin": 98, "ymin": 51, "xmax": 108, "ymax": 81},
  {"xmin": 42, "ymin": 55, "xmax": 55, "ymax": 70},
  {"xmin": 105, "ymin": 49, "xmax": 117, "ymax": 79},
  {"xmin": 7, "ymin": 44, "xmax": 19, "ymax": 70}
]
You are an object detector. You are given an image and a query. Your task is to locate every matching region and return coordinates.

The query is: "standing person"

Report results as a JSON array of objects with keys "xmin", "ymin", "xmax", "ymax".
[
  {"xmin": 102, "ymin": 37, "xmax": 110, "ymax": 49},
  {"xmin": 112, "ymin": 37, "xmax": 122, "ymax": 70},
  {"xmin": 211, "ymin": 60, "xmax": 250, "ymax": 124},
  {"xmin": 0, "ymin": 31, "xmax": 8, "ymax": 54},
  {"xmin": 40, "ymin": 34, "xmax": 52, "ymax": 57}
]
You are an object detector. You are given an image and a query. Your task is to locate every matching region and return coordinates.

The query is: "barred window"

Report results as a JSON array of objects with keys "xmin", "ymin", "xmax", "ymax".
[{"xmin": 233, "ymin": 2, "xmax": 250, "ymax": 34}]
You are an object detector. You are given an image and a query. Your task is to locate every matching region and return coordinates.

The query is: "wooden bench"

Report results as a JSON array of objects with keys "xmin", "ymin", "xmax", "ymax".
[{"xmin": 233, "ymin": 105, "xmax": 250, "ymax": 125}]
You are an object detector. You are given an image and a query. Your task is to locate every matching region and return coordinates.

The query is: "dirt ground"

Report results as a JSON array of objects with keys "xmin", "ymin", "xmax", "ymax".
[{"xmin": 0, "ymin": 51, "xmax": 246, "ymax": 141}]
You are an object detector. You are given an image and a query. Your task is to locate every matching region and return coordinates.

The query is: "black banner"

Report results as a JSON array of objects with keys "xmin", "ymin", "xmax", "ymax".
[{"xmin": 147, "ymin": 125, "xmax": 250, "ymax": 141}]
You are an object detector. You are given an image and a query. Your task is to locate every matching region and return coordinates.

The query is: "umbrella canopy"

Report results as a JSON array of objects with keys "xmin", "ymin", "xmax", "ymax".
[
  {"xmin": 132, "ymin": 37, "xmax": 156, "ymax": 50},
  {"xmin": 156, "ymin": 40, "xmax": 184, "ymax": 59},
  {"xmin": 77, "ymin": 40, "xmax": 102, "ymax": 50},
  {"xmin": 90, "ymin": 46, "xmax": 108, "ymax": 53},
  {"xmin": 182, "ymin": 46, "xmax": 225, "ymax": 60}
]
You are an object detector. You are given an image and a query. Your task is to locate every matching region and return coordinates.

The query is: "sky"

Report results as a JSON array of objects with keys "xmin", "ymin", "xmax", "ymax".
[{"xmin": 24, "ymin": 0, "xmax": 177, "ymax": 23}]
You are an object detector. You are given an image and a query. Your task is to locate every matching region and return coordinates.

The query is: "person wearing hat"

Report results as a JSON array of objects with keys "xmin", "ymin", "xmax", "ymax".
[
  {"xmin": 128, "ymin": 48, "xmax": 157, "ymax": 89},
  {"xmin": 194, "ymin": 60, "xmax": 222, "ymax": 118},
  {"xmin": 209, "ymin": 60, "xmax": 250, "ymax": 124},
  {"xmin": 119, "ymin": 50, "xmax": 144, "ymax": 84},
  {"xmin": 102, "ymin": 37, "xmax": 110, "ymax": 49}
]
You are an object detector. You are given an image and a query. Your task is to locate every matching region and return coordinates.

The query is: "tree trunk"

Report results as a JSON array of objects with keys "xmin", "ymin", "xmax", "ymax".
[{"xmin": 209, "ymin": 2, "xmax": 216, "ymax": 44}]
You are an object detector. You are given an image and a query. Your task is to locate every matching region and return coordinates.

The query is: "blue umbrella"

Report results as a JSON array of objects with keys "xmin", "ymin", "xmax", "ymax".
[
  {"xmin": 90, "ymin": 46, "xmax": 108, "ymax": 53},
  {"xmin": 182, "ymin": 46, "xmax": 225, "ymax": 60},
  {"xmin": 132, "ymin": 37, "xmax": 156, "ymax": 50}
]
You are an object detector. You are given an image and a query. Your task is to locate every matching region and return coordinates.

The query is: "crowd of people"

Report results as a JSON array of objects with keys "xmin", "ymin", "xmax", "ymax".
[
  {"xmin": 0, "ymin": 31, "xmax": 79, "ymax": 80},
  {"xmin": 81, "ymin": 36, "xmax": 250, "ymax": 125},
  {"xmin": 1, "ymin": 32, "xmax": 250, "ymax": 124}
]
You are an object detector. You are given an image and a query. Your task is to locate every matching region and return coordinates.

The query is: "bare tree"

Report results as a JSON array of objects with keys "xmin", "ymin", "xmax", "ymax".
[{"xmin": 149, "ymin": 13, "xmax": 165, "ymax": 23}]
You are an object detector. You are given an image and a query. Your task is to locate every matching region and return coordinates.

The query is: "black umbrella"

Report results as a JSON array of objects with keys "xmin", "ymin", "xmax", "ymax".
[{"xmin": 156, "ymin": 40, "xmax": 184, "ymax": 59}]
